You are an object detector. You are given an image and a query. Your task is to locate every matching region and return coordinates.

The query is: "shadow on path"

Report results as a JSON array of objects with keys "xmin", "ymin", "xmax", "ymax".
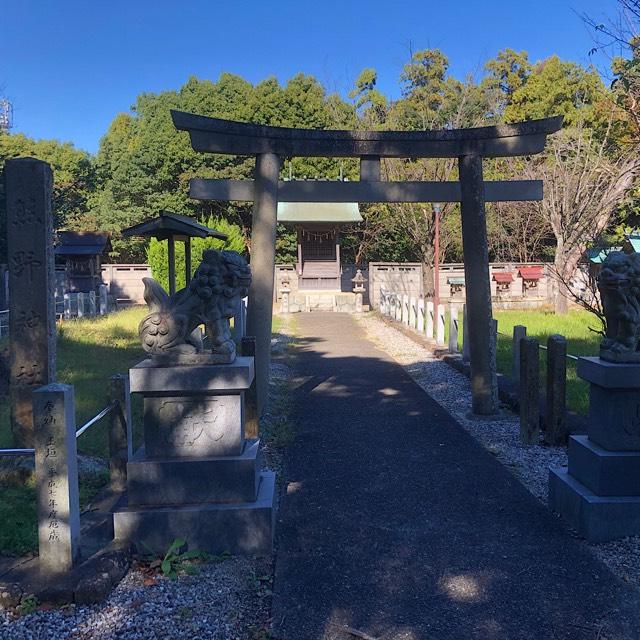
[{"xmin": 271, "ymin": 313, "xmax": 640, "ymax": 640}]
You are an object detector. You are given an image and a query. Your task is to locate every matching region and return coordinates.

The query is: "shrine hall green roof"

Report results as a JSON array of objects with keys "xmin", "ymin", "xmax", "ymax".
[{"xmin": 277, "ymin": 202, "xmax": 362, "ymax": 224}]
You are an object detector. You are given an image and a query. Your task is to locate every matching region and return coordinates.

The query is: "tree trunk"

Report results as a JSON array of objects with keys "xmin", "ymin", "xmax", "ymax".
[
  {"xmin": 553, "ymin": 244, "xmax": 581, "ymax": 315},
  {"xmin": 422, "ymin": 261, "xmax": 435, "ymax": 299}
]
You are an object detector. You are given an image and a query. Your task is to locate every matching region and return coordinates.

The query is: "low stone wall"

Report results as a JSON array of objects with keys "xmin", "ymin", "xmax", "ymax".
[{"xmin": 101, "ymin": 264, "xmax": 152, "ymax": 304}]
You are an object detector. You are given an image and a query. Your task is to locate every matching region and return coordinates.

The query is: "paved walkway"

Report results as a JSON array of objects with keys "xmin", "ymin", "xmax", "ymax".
[{"xmin": 272, "ymin": 313, "xmax": 640, "ymax": 640}]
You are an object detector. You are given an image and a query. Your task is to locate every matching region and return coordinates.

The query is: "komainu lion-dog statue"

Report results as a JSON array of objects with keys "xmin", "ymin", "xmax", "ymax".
[
  {"xmin": 139, "ymin": 248, "xmax": 251, "ymax": 364},
  {"xmin": 598, "ymin": 251, "xmax": 640, "ymax": 363}
]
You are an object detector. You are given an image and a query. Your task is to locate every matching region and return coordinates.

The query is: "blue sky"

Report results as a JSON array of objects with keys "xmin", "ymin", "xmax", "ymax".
[{"xmin": 2, "ymin": 0, "xmax": 621, "ymax": 153}]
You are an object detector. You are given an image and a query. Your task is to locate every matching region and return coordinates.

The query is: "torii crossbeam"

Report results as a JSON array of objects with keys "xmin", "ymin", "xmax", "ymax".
[{"xmin": 172, "ymin": 110, "xmax": 563, "ymax": 416}]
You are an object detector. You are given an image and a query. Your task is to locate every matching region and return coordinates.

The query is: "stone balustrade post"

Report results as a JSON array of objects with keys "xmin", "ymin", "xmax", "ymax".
[
  {"xmin": 520, "ymin": 337, "xmax": 540, "ymax": 445},
  {"xmin": 417, "ymin": 298, "xmax": 425, "ymax": 333},
  {"xmin": 462, "ymin": 304, "xmax": 470, "ymax": 364},
  {"xmin": 426, "ymin": 300, "xmax": 434, "ymax": 339},
  {"xmin": 241, "ymin": 336, "xmax": 260, "ymax": 439},
  {"xmin": 108, "ymin": 374, "xmax": 133, "ymax": 492},
  {"xmin": 448, "ymin": 305, "xmax": 459, "ymax": 353},
  {"xmin": 99, "ymin": 284, "xmax": 108, "ymax": 315},
  {"xmin": 512, "ymin": 325, "xmax": 527, "ymax": 382},
  {"xmin": 409, "ymin": 296, "xmax": 417, "ymax": 328},
  {"xmin": 33, "ymin": 383, "xmax": 80, "ymax": 574},
  {"xmin": 546, "ymin": 334, "xmax": 568, "ymax": 445},
  {"xmin": 436, "ymin": 304, "xmax": 445, "ymax": 346}
]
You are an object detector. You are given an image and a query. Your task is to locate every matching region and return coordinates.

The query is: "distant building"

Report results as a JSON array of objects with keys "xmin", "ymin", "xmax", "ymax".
[
  {"xmin": 55, "ymin": 231, "xmax": 110, "ymax": 294},
  {"xmin": 277, "ymin": 201, "xmax": 362, "ymax": 291}
]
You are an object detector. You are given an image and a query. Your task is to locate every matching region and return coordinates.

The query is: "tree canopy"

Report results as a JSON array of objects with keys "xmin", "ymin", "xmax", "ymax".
[{"xmin": 1, "ymin": 42, "xmax": 638, "ymax": 311}]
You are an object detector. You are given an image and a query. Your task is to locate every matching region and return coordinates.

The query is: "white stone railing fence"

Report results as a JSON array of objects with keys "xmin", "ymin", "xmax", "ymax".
[
  {"xmin": 379, "ymin": 289, "xmax": 454, "ymax": 351},
  {"xmin": 379, "ymin": 289, "xmax": 575, "ymax": 446},
  {"xmin": 55, "ymin": 285, "xmax": 113, "ymax": 320}
]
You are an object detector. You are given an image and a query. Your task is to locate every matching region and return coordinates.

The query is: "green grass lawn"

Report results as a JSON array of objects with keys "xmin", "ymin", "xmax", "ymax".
[
  {"xmin": 445, "ymin": 307, "xmax": 599, "ymax": 415},
  {"xmin": 0, "ymin": 308, "xmax": 146, "ymax": 555},
  {"xmin": 0, "ymin": 307, "xmax": 146, "ymax": 458},
  {"xmin": 493, "ymin": 308, "xmax": 600, "ymax": 416}
]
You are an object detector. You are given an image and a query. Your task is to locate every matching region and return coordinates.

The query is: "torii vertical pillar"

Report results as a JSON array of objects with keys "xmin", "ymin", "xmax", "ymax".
[
  {"xmin": 459, "ymin": 153, "xmax": 499, "ymax": 415},
  {"xmin": 246, "ymin": 153, "xmax": 280, "ymax": 415}
]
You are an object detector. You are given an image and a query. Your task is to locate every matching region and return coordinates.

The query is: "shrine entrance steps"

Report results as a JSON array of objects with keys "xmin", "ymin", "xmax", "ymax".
[
  {"xmin": 271, "ymin": 312, "xmax": 640, "ymax": 640},
  {"xmin": 284, "ymin": 291, "xmax": 365, "ymax": 313}
]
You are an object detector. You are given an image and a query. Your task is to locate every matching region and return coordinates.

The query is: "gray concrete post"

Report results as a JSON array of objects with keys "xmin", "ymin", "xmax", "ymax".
[
  {"xmin": 109, "ymin": 374, "xmax": 133, "ymax": 492},
  {"xmin": 77, "ymin": 292, "xmax": 85, "ymax": 318},
  {"xmin": 546, "ymin": 334, "xmax": 568, "ymax": 445},
  {"xmin": 458, "ymin": 153, "xmax": 498, "ymax": 415},
  {"xmin": 448, "ymin": 305, "xmax": 459, "ymax": 353},
  {"xmin": 519, "ymin": 337, "xmax": 540, "ymax": 445},
  {"xmin": 241, "ymin": 336, "xmax": 259, "ymax": 439},
  {"xmin": 246, "ymin": 153, "xmax": 280, "ymax": 415},
  {"xmin": 395, "ymin": 294, "xmax": 402, "ymax": 322},
  {"xmin": 417, "ymin": 298, "xmax": 425, "ymax": 333},
  {"xmin": 6, "ymin": 158, "xmax": 56, "ymax": 448},
  {"xmin": 462, "ymin": 304, "xmax": 470, "ymax": 364},
  {"xmin": 512, "ymin": 325, "xmax": 527, "ymax": 382},
  {"xmin": 33, "ymin": 383, "xmax": 80, "ymax": 574},
  {"xmin": 436, "ymin": 304, "xmax": 445, "ymax": 346}
]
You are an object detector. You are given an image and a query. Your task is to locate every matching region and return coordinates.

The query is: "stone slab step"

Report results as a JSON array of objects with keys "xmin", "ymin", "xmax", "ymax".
[
  {"xmin": 127, "ymin": 439, "xmax": 262, "ymax": 507},
  {"xmin": 114, "ymin": 471, "xmax": 276, "ymax": 556},
  {"xmin": 549, "ymin": 467, "xmax": 640, "ymax": 542}
]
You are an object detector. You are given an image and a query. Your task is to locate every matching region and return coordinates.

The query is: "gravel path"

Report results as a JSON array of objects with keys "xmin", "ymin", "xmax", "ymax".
[
  {"xmin": 358, "ymin": 312, "xmax": 640, "ymax": 592},
  {"xmin": 0, "ymin": 322, "xmax": 297, "ymax": 639},
  {"xmin": 1, "ymin": 557, "xmax": 271, "ymax": 640}
]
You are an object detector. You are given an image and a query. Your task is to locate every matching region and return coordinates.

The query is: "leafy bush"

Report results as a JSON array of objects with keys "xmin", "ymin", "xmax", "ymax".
[{"xmin": 147, "ymin": 216, "xmax": 246, "ymax": 292}]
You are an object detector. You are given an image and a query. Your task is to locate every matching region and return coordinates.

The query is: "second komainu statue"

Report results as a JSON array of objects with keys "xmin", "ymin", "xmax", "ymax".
[
  {"xmin": 139, "ymin": 248, "xmax": 251, "ymax": 364},
  {"xmin": 598, "ymin": 251, "xmax": 640, "ymax": 363}
]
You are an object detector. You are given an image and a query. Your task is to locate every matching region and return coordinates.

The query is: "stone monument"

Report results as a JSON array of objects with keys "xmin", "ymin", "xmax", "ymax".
[
  {"xmin": 5, "ymin": 158, "xmax": 56, "ymax": 447},
  {"xmin": 114, "ymin": 249, "xmax": 275, "ymax": 555},
  {"xmin": 549, "ymin": 251, "xmax": 640, "ymax": 541}
]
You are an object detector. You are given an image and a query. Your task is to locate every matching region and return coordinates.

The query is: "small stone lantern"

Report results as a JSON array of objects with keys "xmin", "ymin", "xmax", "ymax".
[{"xmin": 351, "ymin": 269, "xmax": 366, "ymax": 313}]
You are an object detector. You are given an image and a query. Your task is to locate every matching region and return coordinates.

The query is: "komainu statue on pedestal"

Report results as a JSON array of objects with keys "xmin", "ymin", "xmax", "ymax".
[
  {"xmin": 139, "ymin": 249, "xmax": 251, "ymax": 364},
  {"xmin": 598, "ymin": 251, "xmax": 640, "ymax": 363}
]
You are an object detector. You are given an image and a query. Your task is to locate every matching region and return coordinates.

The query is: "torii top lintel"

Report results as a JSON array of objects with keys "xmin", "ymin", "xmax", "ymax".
[{"xmin": 171, "ymin": 110, "xmax": 563, "ymax": 159}]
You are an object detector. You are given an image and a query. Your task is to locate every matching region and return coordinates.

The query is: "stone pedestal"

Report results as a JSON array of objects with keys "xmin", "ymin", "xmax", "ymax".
[
  {"xmin": 549, "ymin": 357, "xmax": 640, "ymax": 541},
  {"xmin": 113, "ymin": 357, "xmax": 275, "ymax": 555}
]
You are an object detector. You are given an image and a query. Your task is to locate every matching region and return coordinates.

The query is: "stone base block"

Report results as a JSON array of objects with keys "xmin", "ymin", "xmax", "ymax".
[
  {"xmin": 549, "ymin": 467, "xmax": 640, "ymax": 542},
  {"xmin": 114, "ymin": 471, "xmax": 276, "ymax": 556},
  {"xmin": 568, "ymin": 436, "xmax": 640, "ymax": 496},
  {"xmin": 127, "ymin": 439, "xmax": 262, "ymax": 507},
  {"xmin": 577, "ymin": 357, "xmax": 640, "ymax": 451}
]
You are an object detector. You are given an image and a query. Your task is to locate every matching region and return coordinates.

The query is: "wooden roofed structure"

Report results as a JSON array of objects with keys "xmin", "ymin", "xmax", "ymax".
[{"xmin": 122, "ymin": 210, "xmax": 227, "ymax": 295}]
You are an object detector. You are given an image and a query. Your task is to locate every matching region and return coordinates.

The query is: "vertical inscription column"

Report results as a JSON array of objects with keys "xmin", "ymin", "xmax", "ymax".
[
  {"xmin": 6, "ymin": 158, "xmax": 56, "ymax": 447},
  {"xmin": 33, "ymin": 383, "xmax": 80, "ymax": 574},
  {"xmin": 246, "ymin": 153, "xmax": 280, "ymax": 415},
  {"xmin": 458, "ymin": 153, "xmax": 498, "ymax": 415}
]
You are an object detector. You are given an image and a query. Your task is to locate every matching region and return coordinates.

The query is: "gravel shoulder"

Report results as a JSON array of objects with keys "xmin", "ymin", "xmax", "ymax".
[
  {"xmin": 357, "ymin": 312, "xmax": 640, "ymax": 593},
  {"xmin": 0, "ymin": 319, "xmax": 297, "ymax": 640}
]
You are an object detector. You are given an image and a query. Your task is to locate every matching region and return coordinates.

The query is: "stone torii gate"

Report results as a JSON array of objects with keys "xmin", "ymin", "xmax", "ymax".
[{"xmin": 172, "ymin": 110, "xmax": 562, "ymax": 416}]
